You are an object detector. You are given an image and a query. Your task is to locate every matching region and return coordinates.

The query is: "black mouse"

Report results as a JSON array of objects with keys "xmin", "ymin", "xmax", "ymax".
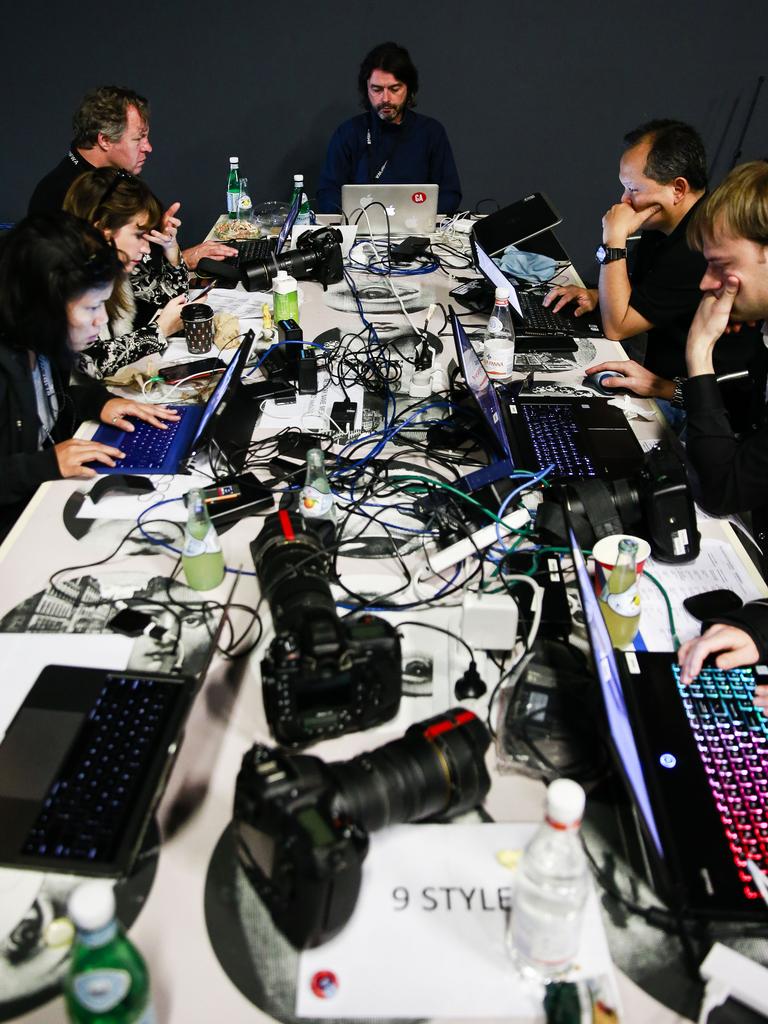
[
  {"xmin": 89, "ymin": 474, "xmax": 155, "ymax": 503},
  {"xmin": 583, "ymin": 369, "xmax": 631, "ymax": 396}
]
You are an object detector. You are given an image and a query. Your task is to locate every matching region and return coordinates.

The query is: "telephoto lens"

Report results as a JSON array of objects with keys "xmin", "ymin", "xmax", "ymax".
[{"xmin": 233, "ymin": 709, "xmax": 492, "ymax": 947}]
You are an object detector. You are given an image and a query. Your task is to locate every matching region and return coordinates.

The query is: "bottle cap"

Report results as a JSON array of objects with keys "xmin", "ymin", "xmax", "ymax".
[
  {"xmin": 229, "ymin": 156, "xmax": 238, "ymax": 163},
  {"xmin": 545, "ymin": 778, "xmax": 585, "ymax": 826},
  {"xmin": 294, "ymin": 174, "xmax": 303, "ymax": 184},
  {"xmin": 68, "ymin": 881, "xmax": 116, "ymax": 932},
  {"xmin": 275, "ymin": 270, "xmax": 287, "ymax": 280},
  {"xmin": 494, "ymin": 287, "xmax": 510, "ymax": 301}
]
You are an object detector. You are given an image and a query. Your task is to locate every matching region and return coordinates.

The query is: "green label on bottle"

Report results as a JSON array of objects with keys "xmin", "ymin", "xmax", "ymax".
[{"xmin": 73, "ymin": 969, "xmax": 131, "ymax": 1012}]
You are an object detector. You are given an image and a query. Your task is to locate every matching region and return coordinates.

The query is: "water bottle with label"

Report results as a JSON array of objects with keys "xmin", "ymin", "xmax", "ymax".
[
  {"xmin": 64, "ymin": 881, "xmax": 155, "ymax": 1024},
  {"xmin": 236, "ymin": 176, "xmax": 253, "ymax": 221},
  {"xmin": 508, "ymin": 778, "xmax": 589, "ymax": 978},
  {"xmin": 226, "ymin": 156, "xmax": 240, "ymax": 219},
  {"xmin": 598, "ymin": 537, "xmax": 641, "ymax": 648},
  {"xmin": 181, "ymin": 488, "xmax": 225, "ymax": 591},
  {"xmin": 483, "ymin": 286, "xmax": 516, "ymax": 378},
  {"xmin": 291, "ymin": 173, "xmax": 312, "ymax": 226},
  {"xmin": 299, "ymin": 448, "xmax": 336, "ymax": 524}
]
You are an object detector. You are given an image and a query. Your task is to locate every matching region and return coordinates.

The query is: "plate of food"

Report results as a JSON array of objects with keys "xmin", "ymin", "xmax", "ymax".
[{"xmin": 213, "ymin": 219, "xmax": 263, "ymax": 241}]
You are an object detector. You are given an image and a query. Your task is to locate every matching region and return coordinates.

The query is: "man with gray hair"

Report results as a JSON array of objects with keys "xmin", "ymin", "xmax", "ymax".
[{"xmin": 28, "ymin": 85, "xmax": 233, "ymax": 269}]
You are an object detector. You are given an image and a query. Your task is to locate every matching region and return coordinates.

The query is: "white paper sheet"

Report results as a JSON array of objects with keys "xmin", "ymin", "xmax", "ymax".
[
  {"xmin": 256, "ymin": 380, "xmax": 364, "ymax": 433},
  {"xmin": 0, "ymin": 634, "xmax": 133, "ymax": 739},
  {"xmin": 296, "ymin": 823, "xmax": 617, "ymax": 1019},
  {"xmin": 636, "ymin": 538, "xmax": 767, "ymax": 650}
]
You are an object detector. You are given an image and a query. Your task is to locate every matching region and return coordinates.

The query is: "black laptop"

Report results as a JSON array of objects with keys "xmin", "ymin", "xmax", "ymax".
[
  {"xmin": 568, "ymin": 522, "xmax": 768, "ymax": 919},
  {"xmin": 196, "ymin": 191, "xmax": 302, "ymax": 281},
  {"xmin": 450, "ymin": 308, "xmax": 643, "ymax": 489},
  {"xmin": 90, "ymin": 329, "xmax": 254, "ymax": 475},
  {"xmin": 471, "ymin": 231, "xmax": 601, "ymax": 340}
]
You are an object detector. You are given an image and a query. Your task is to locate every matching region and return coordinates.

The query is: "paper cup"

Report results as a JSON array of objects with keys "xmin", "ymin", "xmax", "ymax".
[{"xmin": 592, "ymin": 534, "xmax": 651, "ymax": 594}]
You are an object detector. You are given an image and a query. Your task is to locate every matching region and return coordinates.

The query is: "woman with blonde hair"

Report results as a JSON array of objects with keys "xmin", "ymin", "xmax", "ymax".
[{"xmin": 64, "ymin": 167, "xmax": 190, "ymax": 378}]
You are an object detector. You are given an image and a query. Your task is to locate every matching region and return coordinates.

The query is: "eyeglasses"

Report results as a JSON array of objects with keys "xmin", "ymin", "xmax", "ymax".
[{"xmin": 96, "ymin": 168, "xmax": 135, "ymax": 211}]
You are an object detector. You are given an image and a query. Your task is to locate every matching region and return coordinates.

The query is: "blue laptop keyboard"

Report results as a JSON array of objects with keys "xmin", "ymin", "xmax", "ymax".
[
  {"xmin": 118, "ymin": 405, "xmax": 190, "ymax": 470},
  {"xmin": 22, "ymin": 676, "xmax": 180, "ymax": 864},
  {"xmin": 673, "ymin": 662, "xmax": 768, "ymax": 902},
  {"xmin": 521, "ymin": 403, "xmax": 596, "ymax": 478}
]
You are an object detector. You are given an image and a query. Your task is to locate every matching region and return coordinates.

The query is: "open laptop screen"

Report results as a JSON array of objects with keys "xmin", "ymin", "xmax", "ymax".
[
  {"xmin": 187, "ymin": 329, "xmax": 254, "ymax": 457},
  {"xmin": 450, "ymin": 308, "xmax": 515, "ymax": 463},
  {"xmin": 471, "ymin": 233, "xmax": 524, "ymax": 318},
  {"xmin": 276, "ymin": 191, "xmax": 302, "ymax": 256},
  {"xmin": 566, "ymin": 522, "xmax": 664, "ymax": 857}
]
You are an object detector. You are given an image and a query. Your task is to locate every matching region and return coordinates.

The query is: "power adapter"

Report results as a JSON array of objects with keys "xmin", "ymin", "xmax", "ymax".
[
  {"xmin": 461, "ymin": 591, "xmax": 519, "ymax": 651},
  {"xmin": 699, "ymin": 942, "xmax": 768, "ymax": 1020}
]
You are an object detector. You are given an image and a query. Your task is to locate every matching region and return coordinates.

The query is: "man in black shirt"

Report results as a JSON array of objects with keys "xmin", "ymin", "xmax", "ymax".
[
  {"xmin": 545, "ymin": 121, "xmax": 764, "ymax": 421},
  {"xmin": 676, "ymin": 161, "xmax": 768, "ymax": 701},
  {"xmin": 28, "ymin": 85, "xmax": 233, "ymax": 271}
]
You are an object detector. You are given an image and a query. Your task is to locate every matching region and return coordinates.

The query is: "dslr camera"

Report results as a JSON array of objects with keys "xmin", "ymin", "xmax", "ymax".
[
  {"xmin": 541, "ymin": 445, "xmax": 700, "ymax": 562},
  {"xmin": 233, "ymin": 708, "xmax": 491, "ymax": 948},
  {"xmin": 242, "ymin": 226, "xmax": 344, "ymax": 292},
  {"xmin": 250, "ymin": 511, "xmax": 401, "ymax": 745}
]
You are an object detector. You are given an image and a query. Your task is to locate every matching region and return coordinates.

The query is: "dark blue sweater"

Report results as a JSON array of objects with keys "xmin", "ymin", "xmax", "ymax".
[{"xmin": 316, "ymin": 109, "xmax": 462, "ymax": 215}]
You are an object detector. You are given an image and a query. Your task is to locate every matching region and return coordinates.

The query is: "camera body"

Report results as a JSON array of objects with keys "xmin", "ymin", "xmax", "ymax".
[
  {"xmin": 233, "ymin": 709, "xmax": 491, "ymax": 948},
  {"xmin": 546, "ymin": 445, "xmax": 700, "ymax": 562},
  {"xmin": 250, "ymin": 512, "xmax": 401, "ymax": 745},
  {"xmin": 241, "ymin": 226, "xmax": 343, "ymax": 292}
]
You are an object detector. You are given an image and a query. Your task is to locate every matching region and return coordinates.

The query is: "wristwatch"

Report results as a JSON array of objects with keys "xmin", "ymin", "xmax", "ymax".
[
  {"xmin": 671, "ymin": 376, "xmax": 687, "ymax": 409},
  {"xmin": 596, "ymin": 245, "xmax": 627, "ymax": 265}
]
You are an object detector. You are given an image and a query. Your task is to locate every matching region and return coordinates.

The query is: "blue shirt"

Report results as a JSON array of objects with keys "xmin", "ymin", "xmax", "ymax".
[{"xmin": 316, "ymin": 108, "xmax": 462, "ymax": 215}]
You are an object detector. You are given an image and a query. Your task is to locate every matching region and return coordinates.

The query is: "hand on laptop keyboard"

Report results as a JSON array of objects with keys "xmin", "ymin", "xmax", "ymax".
[
  {"xmin": 100, "ymin": 399, "xmax": 181, "ymax": 433},
  {"xmin": 678, "ymin": 624, "xmax": 762, "ymax": 696},
  {"xmin": 543, "ymin": 284, "xmax": 598, "ymax": 317}
]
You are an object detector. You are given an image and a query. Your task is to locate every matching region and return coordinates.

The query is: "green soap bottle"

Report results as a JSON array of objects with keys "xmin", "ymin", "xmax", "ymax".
[
  {"xmin": 64, "ymin": 881, "xmax": 155, "ymax": 1024},
  {"xmin": 181, "ymin": 488, "xmax": 226, "ymax": 591}
]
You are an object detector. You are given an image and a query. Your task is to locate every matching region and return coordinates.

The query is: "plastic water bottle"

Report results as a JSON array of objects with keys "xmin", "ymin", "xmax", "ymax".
[
  {"xmin": 226, "ymin": 156, "xmax": 240, "ymax": 219},
  {"xmin": 508, "ymin": 778, "xmax": 588, "ymax": 977},
  {"xmin": 272, "ymin": 269, "xmax": 300, "ymax": 323},
  {"xmin": 483, "ymin": 286, "xmax": 516, "ymax": 378},
  {"xmin": 64, "ymin": 881, "xmax": 155, "ymax": 1023},
  {"xmin": 299, "ymin": 448, "xmax": 336, "ymax": 524},
  {"xmin": 291, "ymin": 173, "xmax": 312, "ymax": 226},
  {"xmin": 181, "ymin": 488, "xmax": 225, "ymax": 591},
  {"xmin": 599, "ymin": 537, "xmax": 641, "ymax": 648}
]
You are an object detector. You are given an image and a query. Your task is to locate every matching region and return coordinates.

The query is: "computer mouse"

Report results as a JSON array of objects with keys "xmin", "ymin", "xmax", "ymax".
[
  {"xmin": 89, "ymin": 474, "xmax": 155, "ymax": 503},
  {"xmin": 582, "ymin": 370, "xmax": 631, "ymax": 396}
]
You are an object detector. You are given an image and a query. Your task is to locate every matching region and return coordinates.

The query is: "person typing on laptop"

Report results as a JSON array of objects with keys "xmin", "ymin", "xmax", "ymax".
[
  {"xmin": 676, "ymin": 162, "xmax": 768, "ymax": 693},
  {"xmin": 315, "ymin": 41, "xmax": 462, "ymax": 216},
  {"xmin": 545, "ymin": 121, "xmax": 764, "ymax": 428},
  {"xmin": 0, "ymin": 214, "xmax": 179, "ymax": 540},
  {"xmin": 27, "ymin": 84, "xmax": 235, "ymax": 271}
]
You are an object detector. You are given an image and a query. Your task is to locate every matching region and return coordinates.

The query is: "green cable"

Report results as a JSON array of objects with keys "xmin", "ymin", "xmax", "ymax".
[{"xmin": 643, "ymin": 570, "xmax": 680, "ymax": 650}]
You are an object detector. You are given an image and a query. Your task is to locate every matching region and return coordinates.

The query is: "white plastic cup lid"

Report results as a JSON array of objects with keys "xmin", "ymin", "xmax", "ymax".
[{"xmin": 546, "ymin": 778, "xmax": 585, "ymax": 825}]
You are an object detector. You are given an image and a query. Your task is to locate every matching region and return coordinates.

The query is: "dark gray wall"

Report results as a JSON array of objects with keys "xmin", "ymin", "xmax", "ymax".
[{"xmin": 3, "ymin": 1, "xmax": 767, "ymax": 273}]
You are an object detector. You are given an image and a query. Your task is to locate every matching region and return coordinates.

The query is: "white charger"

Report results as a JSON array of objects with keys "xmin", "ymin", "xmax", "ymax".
[{"xmin": 461, "ymin": 591, "xmax": 518, "ymax": 651}]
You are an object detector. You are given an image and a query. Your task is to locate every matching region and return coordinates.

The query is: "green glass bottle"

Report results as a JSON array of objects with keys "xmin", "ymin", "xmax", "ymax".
[
  {"xmin": 226, "ymin": 156, "xmax": 240, "ymax": 219},
  {"xmin": 64, "ymin": 881, "xmax": 155, "ymax": 1024},
  {"xmin": 181, "ymin": 488, "xmax": 226, "ymax": 591},
  {"xmin": 291, "ymin": 173, "xmax": 312, "ymax": 226}
]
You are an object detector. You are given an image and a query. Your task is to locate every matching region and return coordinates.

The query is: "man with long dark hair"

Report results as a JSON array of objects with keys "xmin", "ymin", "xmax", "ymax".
[{"xmin": 316, "ymin": 42, "xmax": 461, "ymax": 215}]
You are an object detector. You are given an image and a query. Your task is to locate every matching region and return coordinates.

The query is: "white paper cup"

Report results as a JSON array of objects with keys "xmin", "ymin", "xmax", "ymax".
[{"xmin": 592, "ymin": 534, "xmax": 651, "ymax": 594}]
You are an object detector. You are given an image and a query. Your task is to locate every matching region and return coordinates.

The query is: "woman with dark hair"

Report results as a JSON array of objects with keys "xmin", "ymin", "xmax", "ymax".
[
  {"xmin": 0, "ymin": 213, "xmax": 179, "ymax": 539},
  {"xmin": 64, "ymin": 167, "xmax": 189, "ymax": 379}
]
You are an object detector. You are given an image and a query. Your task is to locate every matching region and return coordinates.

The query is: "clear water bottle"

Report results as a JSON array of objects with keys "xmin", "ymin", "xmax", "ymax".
[
  {"xmin": 181, "ymin": 488, "xmax": 225, "ymax": 591},
  {"xmin": 483, "ymin": 286, "xmax": 516, "ymax": 379},
  {"xmin": 64, "ymin": 881, "xmax": 155, "ymax": 1024},
  {"xmin": 299, "ymin": 448, "xmax": 336, "ymax": 524},
  {"xmin": 226, "ymin": 156, "xmax": 240, "ymax": 219},
  {"xmin": 291, "ymin": 173, "xmax": 312, "ymax": 226},
  {"xmin": 236, "ymin": 176, "xmax": 253, "ymax": 221},
  {"xmin": 508, "ymin": 778, "xmax": 588, "ymax": 978},
  {"xmin": 599, "ymin": 538, "xmax": 641, "ymax": 648}
]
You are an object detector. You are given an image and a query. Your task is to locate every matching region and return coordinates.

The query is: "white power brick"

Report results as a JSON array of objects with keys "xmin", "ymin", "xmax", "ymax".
[
  {"xmin": 451, "ymin": 219, "xmax": 475, "ymax": 234},
  {"xmin": 425, "ymin": 508, "xmax": 529, "ymax": 575},
  {"xmin": 700, "ymin": 941, "xmax": 768, "ymax": 1018},
  {"xmin": 461, "ymin": 591, "xmax": 518, "ymax": 650}
]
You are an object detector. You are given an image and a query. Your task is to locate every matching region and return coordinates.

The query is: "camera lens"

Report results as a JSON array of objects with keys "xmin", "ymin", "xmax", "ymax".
[
  {"xmin": 250, "ymin": 511, "xmax": 335, "ymax": 623},
  {"xmin": 326, "ymin": 709, "xmax": 491, "ymax": 832}
]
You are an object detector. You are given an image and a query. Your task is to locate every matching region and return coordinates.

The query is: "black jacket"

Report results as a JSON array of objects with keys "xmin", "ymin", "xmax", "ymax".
[{"xmin": 0, "ymin": 344, "xmax": 109, "ymax": 538}]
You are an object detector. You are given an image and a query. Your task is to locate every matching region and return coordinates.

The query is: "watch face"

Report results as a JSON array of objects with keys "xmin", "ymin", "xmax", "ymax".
[{"xmin": 596, "ymin": 246, "xmax": 607, "ymax": 264}]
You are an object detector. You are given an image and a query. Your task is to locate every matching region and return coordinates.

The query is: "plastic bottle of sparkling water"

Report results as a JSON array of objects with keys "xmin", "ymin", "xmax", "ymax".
[
  {"xmin": 599, "ymin": 537, "xmax": 641, "ymax": 648},
  {"xmin": 291, "ymin": 173, "xmax": 312, "ymax": 226},
  {"xmin": 182, "ymin": 488, "xmax": 225, "ymax": 591},
  {"xmin": 508, "ymin": 779, "xmax": 589, "ymax": 978},
  {"xmin": 64, "ymin": 881, "xmax": 155, "ymax": 1024},
  {"xmin": 226, "ymin": 156, "xmax": 240, "ymax": 219},
  {"xmin": 299, "ymin": 448, "xmax": 336, "ymax": 524}
]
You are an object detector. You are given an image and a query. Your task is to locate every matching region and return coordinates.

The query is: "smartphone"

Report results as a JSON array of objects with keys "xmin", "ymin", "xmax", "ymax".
[{"xmin": 158, "ymin": 357, "xmax": 225, "ymax": 383}]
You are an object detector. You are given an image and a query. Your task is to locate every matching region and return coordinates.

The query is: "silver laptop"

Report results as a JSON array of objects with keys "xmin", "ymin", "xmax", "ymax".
[{"xmin": 341, "ymin": 183, "xmax": 438, "ymax": 235}]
